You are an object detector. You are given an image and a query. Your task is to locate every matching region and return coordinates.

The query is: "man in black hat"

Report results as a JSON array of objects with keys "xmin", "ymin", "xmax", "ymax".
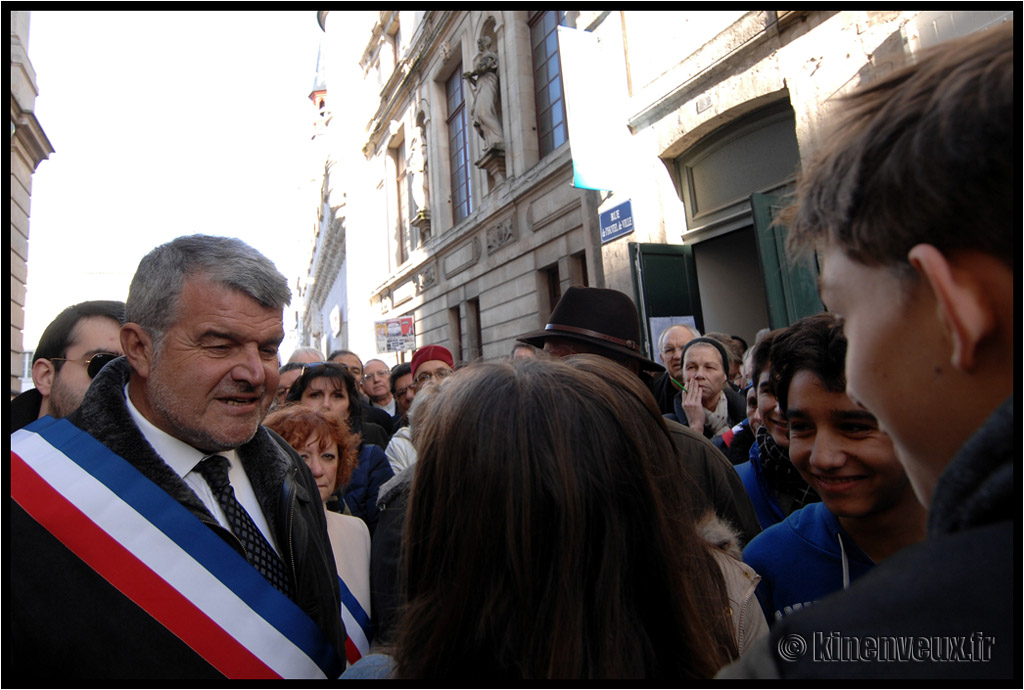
[{"xmin": 519, "ymin": 286, "xmax": 761, "ymax": 546}]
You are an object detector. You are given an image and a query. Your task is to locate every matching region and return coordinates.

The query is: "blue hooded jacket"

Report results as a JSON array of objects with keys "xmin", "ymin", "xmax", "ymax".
[{"xmin": 742, "ymin": 502, "xmax": 874, "ymax": 624}]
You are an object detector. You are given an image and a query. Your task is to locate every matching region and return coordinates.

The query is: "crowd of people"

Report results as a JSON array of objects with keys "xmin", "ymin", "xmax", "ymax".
[{"xmin": 9, "ymin": 23, "xmax": 1013, "ymax": 680}]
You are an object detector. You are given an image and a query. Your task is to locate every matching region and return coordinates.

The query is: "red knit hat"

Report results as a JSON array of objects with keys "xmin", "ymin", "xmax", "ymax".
[{"xmin": 411, "ymin": 345, "xmax": 454, "ymax": 378}]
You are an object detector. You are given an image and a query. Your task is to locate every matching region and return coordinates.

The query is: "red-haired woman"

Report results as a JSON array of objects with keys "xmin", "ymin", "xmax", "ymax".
[{"xmin": 263, "ymin": 405, "xmax": 371, "ymax": 665}]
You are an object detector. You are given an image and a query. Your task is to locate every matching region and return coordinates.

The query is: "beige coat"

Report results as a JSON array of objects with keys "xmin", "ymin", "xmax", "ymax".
[{"xmin": 699, "ymin": 512, "xmax": 770, "ymax": 654}]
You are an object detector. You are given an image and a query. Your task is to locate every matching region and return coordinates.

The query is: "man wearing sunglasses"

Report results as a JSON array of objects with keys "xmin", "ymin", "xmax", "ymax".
[{"xmin": 11, "ymin": 300, "xmax": 125, "ymax": 432}]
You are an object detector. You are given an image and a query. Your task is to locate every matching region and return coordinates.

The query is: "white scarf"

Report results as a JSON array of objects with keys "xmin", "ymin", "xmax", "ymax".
[{"xmin": 705, "ymin": 392, "xmax": 731, "ymax": 436}]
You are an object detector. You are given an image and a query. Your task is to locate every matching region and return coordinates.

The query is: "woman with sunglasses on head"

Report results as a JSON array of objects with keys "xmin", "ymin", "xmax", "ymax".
[
  {"xmin": 262, "ymin": 404, "xmax": 372, "ymax": 665},
  {"xmin": 345, "ymin": 357, "xmax": 759, "ymax": 679},
  {"xmin": 285, "ymin": 363, "xmax": 394, "ymax": 536}
]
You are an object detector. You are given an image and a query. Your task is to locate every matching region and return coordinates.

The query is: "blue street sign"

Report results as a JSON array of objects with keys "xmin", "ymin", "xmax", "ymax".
[{"xmin": 600, "ymin": 200, "xmax": 634, "ymax": 244}]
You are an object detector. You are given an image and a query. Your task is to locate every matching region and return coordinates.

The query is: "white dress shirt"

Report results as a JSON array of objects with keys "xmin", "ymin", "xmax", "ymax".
[
  {"xmin": 372, "ymin": 396, "xmax": 397, "ymax": 417},
  {"xmin": 125, "ymin": 385, "xmax": 282, "ymax": 555}
]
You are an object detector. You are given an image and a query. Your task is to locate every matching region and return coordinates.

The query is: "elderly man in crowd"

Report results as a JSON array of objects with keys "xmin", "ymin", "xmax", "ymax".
[
  {"xmin": 362, "ymin": 359, "xmax": 396, "ymax": 416},
  {"xmin": 11, "ymin": 300, "xmax": 125, "ymax": 432},
  {"xmin": 648, "ymin": 323, "xmax": 700, "ymax": 414},
  {"xmin": 12, "ymin": 235, "xmax": 348, "ymax": 679},
  {"xmin": 288, "ymin": 346, "xmax": 325, "ymax": 364}
]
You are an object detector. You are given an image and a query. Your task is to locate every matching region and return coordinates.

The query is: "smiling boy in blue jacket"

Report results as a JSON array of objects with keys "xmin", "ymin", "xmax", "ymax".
[{"xmin": 742, "ymin": 313, "xmax": 925, "ymax": 624}]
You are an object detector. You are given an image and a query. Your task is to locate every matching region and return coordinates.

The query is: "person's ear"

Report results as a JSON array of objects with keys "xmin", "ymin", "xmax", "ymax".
[
  {"xmin": 908, "ymin": 244, "xmax": 995, "ymax": 373},
  {"xmin": 120, "ymin": 323, "xmax": 154, "ymax": 379},
  {"xmin": 31, "ymin": 358, "xmax": 57, "ymax": 396}
]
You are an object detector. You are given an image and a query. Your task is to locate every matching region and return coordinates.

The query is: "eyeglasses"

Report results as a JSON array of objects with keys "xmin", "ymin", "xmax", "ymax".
[
  {"xmin": 411, "ymin": 367, "xmax": 453, "ymax": 390},
  {"xmin": 50, "ymin": 352, "xmax": 120, "ymax": 379},
  {"xmin": 362, "ymin": 370, "xmax": 390, "ymax": 382}
]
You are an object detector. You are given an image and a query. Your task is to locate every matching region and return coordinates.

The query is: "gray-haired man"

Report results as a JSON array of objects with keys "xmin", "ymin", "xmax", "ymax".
[
  {"xmin": 649, "ymin": 323, "xmax": 700, "ymax": 415},
  {"xmin": 12, "ymin": 235, "xmax": 347, "ymax": 679}
]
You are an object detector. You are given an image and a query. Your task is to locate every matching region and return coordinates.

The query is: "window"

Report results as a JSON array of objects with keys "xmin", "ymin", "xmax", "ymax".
[
  {"xmin": 465, "ymin": 298, "xmax": 482, "ymax": 361},
  {"xmin": 448, "ymin": 306, "xmax": 462, "ymax": 363},
  {"xmin": 394, "ymin": 140, "xmax": 412, "ymax": 264},
  {"xmin": 529, "ymin": 11, "xmax": 568, "ymax": 157},
  {"xmin": 543, "ymin": 263, "xmax": 561, "ymax": 317},
  {"xmin": 446, "ymin": 68, "xmax": 473, "ymax": 224},
  {"xmin": 570, "ymin": 250, "xmax": 589, "ymax": 287}
]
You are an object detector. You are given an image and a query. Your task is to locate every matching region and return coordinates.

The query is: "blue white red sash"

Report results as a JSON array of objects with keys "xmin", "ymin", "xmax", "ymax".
[
  {"xmin": 339, "ymin": 575, "xmax": 371, "ymax": 664},
  {"xmin": 11, "ymin": 417, "xmax": 344, "ymax": 679}
]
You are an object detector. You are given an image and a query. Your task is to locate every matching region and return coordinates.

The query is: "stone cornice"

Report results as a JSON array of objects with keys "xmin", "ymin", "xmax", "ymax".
[
  {"xmin": 10, "ymin": 96, "xmax": 54, "ymax": 169},
  {"xmin": 627, "ymin": 11, "xmax": 772, "ymax": 133},
  {"xmin": 307, "ymin": 211, "xmax": 347, "ymax": 309},
  {"xmin": 365, "ymin": 11, "xmax": 456, "ymax": 154}
]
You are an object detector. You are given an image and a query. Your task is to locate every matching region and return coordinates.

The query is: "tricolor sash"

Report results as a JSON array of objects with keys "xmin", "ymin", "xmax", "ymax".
[
  {"xmin": 339, "ymin": 575, "xmax": 372, "ymax": 665},
  {"xmin": 11, "ymin": 417, "xmax": 344, "ymax": 679}
]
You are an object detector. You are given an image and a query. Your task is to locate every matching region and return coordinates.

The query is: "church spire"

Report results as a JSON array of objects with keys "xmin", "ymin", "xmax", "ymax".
[{"xmin": 309, "ymin": 37, "xmax": 329, "ymax": 138}]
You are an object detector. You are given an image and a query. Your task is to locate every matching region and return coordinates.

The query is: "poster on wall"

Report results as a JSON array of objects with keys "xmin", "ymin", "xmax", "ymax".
[{"xmin": 375, "ymin": 317, "xmax": 416, "ymax": 353}]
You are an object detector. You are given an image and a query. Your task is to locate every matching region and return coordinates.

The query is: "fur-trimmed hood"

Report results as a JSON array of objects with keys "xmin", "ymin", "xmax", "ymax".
[{"xmin": 698, "ymin": 510, "xmax": 744, "ymax": 560}]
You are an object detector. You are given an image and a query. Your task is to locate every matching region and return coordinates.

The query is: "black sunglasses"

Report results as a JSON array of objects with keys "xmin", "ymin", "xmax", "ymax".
[{"xmin": 50, "ymin": 352, "xmax": 120, "ymax": 379}]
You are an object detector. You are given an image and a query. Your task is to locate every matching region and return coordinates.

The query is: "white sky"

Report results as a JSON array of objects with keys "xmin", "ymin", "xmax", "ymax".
[{"xmin": 23, "ymin": 10, "xmax": 330, "ymax": 353}]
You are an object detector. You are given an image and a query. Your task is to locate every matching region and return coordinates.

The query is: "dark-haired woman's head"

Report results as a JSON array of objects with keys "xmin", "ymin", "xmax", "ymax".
[
  {"xmin": 285, "ymin": 362, "xmax": 360, "ymax": 425},
  {"xmin": 397, "ymin": 357, "xmax": 735, "ymax": 678}
]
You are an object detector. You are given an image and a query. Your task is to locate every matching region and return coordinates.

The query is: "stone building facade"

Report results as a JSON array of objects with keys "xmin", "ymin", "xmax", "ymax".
[
  {"xmin": 10, "ymin": 11, "xmax": 54, "ymax": 395},
  {"xmin": 305, "ymin": 10, "xmax": 606, "ymax": 366},
  {"xmin": 584, "ymin": 9, "xmax": 1010, "ymax": 353},
  {"xmin": 303, "ymin": 10, "xmax": 1010, "ymax": 366}
]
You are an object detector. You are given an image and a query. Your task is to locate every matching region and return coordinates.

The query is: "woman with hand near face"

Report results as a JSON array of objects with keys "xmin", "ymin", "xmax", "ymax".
[{"xmin": 667, "ymin": 337, "xmax": 746, "ymax": 441}]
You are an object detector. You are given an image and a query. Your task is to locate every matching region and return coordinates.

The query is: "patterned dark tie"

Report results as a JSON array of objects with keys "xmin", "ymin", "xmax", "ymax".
[{"xmin": 195, "ymin": 455, "xmax": 294, "ymax": 599}]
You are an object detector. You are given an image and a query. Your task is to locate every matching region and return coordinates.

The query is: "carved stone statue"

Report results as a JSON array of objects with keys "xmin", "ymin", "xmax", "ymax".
[
  {"xmin": 463, "ymin": 36, "xmax": 504, "ymax": 151},
  {"xmin": 410, "ymin": 114, "xmax": 431, "ymax": 233},
  {"xmin": 410, "ymin": 130, "xmax": 428, "ymax": 214}
]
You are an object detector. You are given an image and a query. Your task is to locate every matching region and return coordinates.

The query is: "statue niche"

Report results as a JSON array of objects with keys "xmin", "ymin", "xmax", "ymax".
[
  {"xmin": 463, "ymin": 34, "xmax": 506, "ymax": 184},
  {"xmin": 463, "ymin": 35, "xmax": 504, "ymax": 151}
]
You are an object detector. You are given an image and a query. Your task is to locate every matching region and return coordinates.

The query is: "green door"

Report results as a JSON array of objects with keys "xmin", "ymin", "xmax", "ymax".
[
  {"xmin": 629, "ymin": 242, "xmax": 703, "ymax": 359},
  {"xmin": 751, "ymin": 192, "xmax": 824, "ymax": 328}
]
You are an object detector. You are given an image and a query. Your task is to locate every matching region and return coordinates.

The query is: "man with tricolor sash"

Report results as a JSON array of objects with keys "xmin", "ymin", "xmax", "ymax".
[{"xmin": 11, "ymin": 235, "xmax": 348, "ymax": 679}]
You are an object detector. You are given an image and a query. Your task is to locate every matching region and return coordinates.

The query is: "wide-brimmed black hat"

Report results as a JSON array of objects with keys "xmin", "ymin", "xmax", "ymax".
[{"xmin": 517, "ymin": 286, "xmax": 663, "ymax": 372}]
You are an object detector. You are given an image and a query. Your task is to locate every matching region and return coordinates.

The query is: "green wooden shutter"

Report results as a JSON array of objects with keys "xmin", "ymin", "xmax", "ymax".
[
  {"xmin": 629, "ymin": 242, "xmax": 703, "ymax": 359},
  {"xmin": 751, "ymin": 192, "xmax": 824, "ymax": 328}
]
